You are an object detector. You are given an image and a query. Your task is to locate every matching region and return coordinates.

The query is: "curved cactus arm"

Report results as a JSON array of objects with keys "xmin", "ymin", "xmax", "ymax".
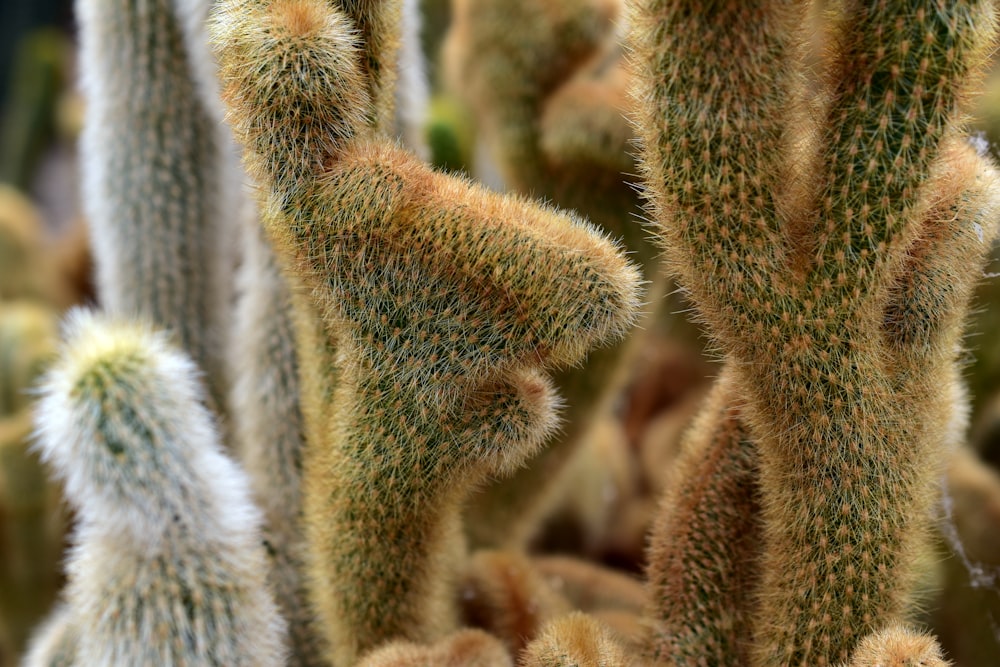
[{"xmin": 631, "ymin": 0, "xmax": 1000, "ymax": 663}]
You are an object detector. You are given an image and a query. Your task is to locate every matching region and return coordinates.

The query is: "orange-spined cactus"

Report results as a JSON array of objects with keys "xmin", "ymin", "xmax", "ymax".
[
  {"xmin": 630, "ymin": 0, "xmax": 1000, "ymax": 664},
  {"xmin": 211, "ymin": 1, "xmax": 642, "ymax": 664}
]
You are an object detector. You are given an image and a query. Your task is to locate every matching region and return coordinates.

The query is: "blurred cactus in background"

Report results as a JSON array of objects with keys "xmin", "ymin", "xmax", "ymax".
[{"xmin": 3, "ymin": 0, "xmax": 1000, "ymax": 666}]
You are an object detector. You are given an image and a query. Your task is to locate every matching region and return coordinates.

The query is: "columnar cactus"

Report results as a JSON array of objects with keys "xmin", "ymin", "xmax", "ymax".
[
  {"xmin": 630, "ymin": 0, "xmax": 1000, "ymax": 664},
  {"xmin": 644, "ymin": 371, "xmax": 760, "ymax": 665},
  {"xmin": 211, "ymin": 2, "xmax": 642, "ymax": 666},
  {"xmin": 77, "ymin": 0, "xmax": 230, "ymax": 412},
  {"xmin": 31, "ymin": 311, "xmax": 286, "ymax": 664}
]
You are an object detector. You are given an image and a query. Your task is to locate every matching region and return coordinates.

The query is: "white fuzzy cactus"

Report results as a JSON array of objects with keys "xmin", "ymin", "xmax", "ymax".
[{"xmin": 31, "ymin": 310, "xmax": 286, "ymax": 666}]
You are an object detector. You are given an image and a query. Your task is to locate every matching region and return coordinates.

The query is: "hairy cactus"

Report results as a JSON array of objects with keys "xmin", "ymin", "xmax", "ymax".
[
  {"xmin": 444, "ymin": 0, "xmax": 663, "ymax": 550},
  {"xmin": 356, "ymin": 629, "xmax": 513, "ymax": 667},
  {"xmin": 460, "ymin": 550, "xmax": 572, "ymax": 657},
  {"xmin": 77, "ymin": 0, "xmax": 231, "ymax": 412},
  {"xmin": 22, "ymin": 604, "xmax": 78, "ymax": 667},
  {"xmin": 844, "ymin": 624, "xmax": 949, "ymax": 667},
  {"xmin": 521, "ymin": 612, "xmax": 635, "ymax": 667},
  {"xmin": 211, "ymin": 1, "xmax": 641, "ymax": 665},
  {"xmin": 644, "ymin": 370, "xmax": 760, "ymax": 665},
  {"xmin": 31, "ymin": 311, "xmax": 286, "ymax": 664},
  {"xmin": 631, "ymin": 0, "xmax": 1000, "ymax": 664},
  {"xmin": 230, "ymin": 212, "xmax": 320, "ymax": 665}
]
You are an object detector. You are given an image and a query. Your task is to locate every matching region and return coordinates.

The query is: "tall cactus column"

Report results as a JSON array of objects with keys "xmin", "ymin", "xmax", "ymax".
[
  {"xmin": 631, "ymin": 0, "xmax": 1000, "ymax": 664},
  {"xmin": 76, "ymin": 0, "xmax": 229, "ymax": 411},
  {"xmin": 211, "ymin": 0, "xmax": 642, "ymax": 665}
]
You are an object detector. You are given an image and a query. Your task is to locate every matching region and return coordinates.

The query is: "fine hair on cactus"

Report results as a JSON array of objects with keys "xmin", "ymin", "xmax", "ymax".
[
  {"xmin": 10, "ymin": 0, "xmax": 1000, "ymax": 665},
  {"xmin": 29, "ymin": 310, "xmax": 286, "ymax": 665}
]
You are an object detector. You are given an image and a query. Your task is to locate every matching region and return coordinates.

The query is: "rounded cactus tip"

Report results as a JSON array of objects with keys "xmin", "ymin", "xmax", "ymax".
[{"xmin": 31, "ymin": 309, "xmax": 235, "ymax": 534}]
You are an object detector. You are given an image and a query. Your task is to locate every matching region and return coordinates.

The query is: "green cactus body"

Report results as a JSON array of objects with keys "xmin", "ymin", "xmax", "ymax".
[
  {"xmin": 631, "ymin": 0, "xmax": 999, "ymax": 663},
  {"xmin": 644, "ymin": 371, "xmax": 760, "ymax": 666},
  {"xmin": 32, "ymin": 312, "xmax": 286, "ymax": 665},
  {"xmin": 279, "ymin": 137, "xmax": 639, "ymax": 665},
  {"xmin": 211, "ymin": 1, "xmax": 642, "ymax": 663},
  {"xmin": 76, "ymin": 0, "xmax": 229, "ymax": 412}
]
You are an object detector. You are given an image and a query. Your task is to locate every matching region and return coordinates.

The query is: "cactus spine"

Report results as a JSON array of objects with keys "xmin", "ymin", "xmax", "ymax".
[
  {"xmin": 631, "ymin": 0, "xmax": 1000, "ymax": 663},
  {"xmin": 210, "ymin": 0, "xmax": 642, "ymax": 664},
  {"xmin": 76, "ymin": 0, "xmax": 230, "ymax": 412},
  {"xmin": 32, "ymin": 311, "xmax": 286, "ymax": 665}
]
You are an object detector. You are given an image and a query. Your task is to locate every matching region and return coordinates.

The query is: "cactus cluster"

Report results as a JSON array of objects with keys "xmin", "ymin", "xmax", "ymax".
[{"xmin": 6, "ymin": 0, "xmax": 1000, "ymax": 666}]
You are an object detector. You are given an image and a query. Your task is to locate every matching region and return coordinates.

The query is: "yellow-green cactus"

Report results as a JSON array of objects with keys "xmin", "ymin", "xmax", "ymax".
[
  {"xmin": 211, "ymin": 1, "xmax": 642, "ymax": 664},
  {"xmin": 631, "ymin": 0, "xmax": 1000, "ymax": 664}
]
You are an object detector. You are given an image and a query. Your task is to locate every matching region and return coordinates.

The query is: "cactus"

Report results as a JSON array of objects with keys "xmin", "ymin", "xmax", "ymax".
[
  {"xmin": 231, "ymin": 212, "xmax": 322, "ymax": 665},
  {"xmin": 0, "ymin": 410, "xmax": 64, "ymax": 665},
  {"xmin": 394, "ymin": 0, "xmax": 430, "ymax": 159},
  {"xmin": 0, "ymin": 302, "xmax": 63, "ymax": 662},
  {"xmin": 460, "ymin": 550, "xmax": 572, "ymax": 657},
  {"xmin": 0, "ymin": 301, "xmax": 59, "ymax": 417},
  {"xmin": 521, "ymin": 612, "xmax": 635, "ymax": 667},
  {"xmin": 534, "ymin": 556, "xmax": 646, "ymax": 616},
  {"xmin": 643, "ymin": 371, "xmax": 760, "ymax": 665},
  {"xmin": 444, "ymin": 0, "xmax": 667, "ymax": 551},
  {"xmin": 31, "ymin": 310, "xmax": 286, "ymax": 664},
  {"xmin": 76, "ymin": 0, "xmax": 231, "ymax": 413},
  {"xmin": 22, "ymin": 604, "xmax": 78, "ymax": 667},
  {"xmin": 844, "ymin": 624, "xmax": 949, "ymax": 667},
  {"xmin": 630, "ymin": 0, "xmax": 1000, "ymax": 664},
  {"xmin": 356, "ymin": 629, "xmax": 513, "ymax": 667},
  {"xmin": 211, "ymin": 0, "xmax": 641, "ymax": 663},
  {"xmin": 0, "ymin": 185, "xmax": 58, "ymax": 304}
]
